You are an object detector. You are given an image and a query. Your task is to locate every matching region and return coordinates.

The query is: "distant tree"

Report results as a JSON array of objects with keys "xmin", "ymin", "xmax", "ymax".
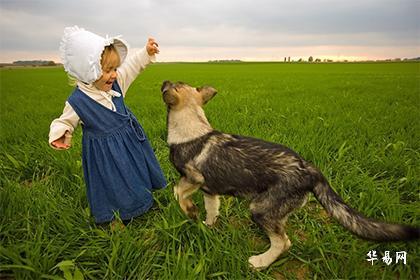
[
  {"xmin": 298, "ymin": 58, "xmax": 303, "ymax": 62},
  {"xmin": 308, "ymin": 56, "xmax": 313, "ymax": 62},
  {"xmin": 315, "ymin": 58, "xmax": 321, "ymax": 62}
]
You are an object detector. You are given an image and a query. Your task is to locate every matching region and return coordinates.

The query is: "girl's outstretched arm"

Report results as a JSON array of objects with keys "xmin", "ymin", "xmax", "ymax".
[{"xmin": 117, "ymin": 38, "xmax": 160, "ymax": 96}]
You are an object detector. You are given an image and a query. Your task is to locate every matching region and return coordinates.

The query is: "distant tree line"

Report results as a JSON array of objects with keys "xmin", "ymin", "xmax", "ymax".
[
  {"xmin": 208, "ymin": 59, "xmax": 242, "ymax": 63},
  {"xmin": 284, "ymin": 56, "xmax": 420, "ymax": 63},
  {"xmin": 12, "ymin": 60, "xmax": 57, "ymax": 66}
]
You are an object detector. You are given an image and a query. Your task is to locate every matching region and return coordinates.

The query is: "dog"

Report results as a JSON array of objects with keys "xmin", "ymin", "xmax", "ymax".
[{"xmin": 160, "ymin": 80, "xmax": 420, "ymax": 270}]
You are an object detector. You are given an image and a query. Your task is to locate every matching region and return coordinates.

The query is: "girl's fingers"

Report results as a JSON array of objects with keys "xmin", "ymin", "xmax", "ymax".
[
  {"xmin": 53, "ymin": 142, "xmax": 70, "ymax": 149},
  {"xmin": 146, "ymin": 38, "xmax": 160, "ymax": 55}
]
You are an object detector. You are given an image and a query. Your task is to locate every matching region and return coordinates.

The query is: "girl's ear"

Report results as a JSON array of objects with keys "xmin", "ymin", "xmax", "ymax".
[{"xmin": 197, "ymin": 86, "xmax": 217, "ymax": 105}]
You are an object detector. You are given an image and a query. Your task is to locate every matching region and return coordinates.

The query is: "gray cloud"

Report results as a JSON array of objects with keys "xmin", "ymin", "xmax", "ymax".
[{"xmin": 1, "ymin": 0, "xmax": 418, "ymax": 61}]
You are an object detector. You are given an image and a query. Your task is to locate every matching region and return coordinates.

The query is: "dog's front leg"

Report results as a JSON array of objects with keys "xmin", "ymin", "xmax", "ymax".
[
  {"xmin": 184, "ymin": 162, "xmax": 205, "ymax": 184},
  {"xmin": 174, "ymin": 177, "xmax": 201, "ymax": 219},
  {"xmin": 203, "ymin": 194, "xmax": 220, "ymax": 226}
]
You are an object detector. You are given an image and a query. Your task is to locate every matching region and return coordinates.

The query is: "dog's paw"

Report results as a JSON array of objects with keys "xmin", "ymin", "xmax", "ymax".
[
  {"xmin": 248, "ymin": 255, "xmax": 270, "ymax": 271},
  {"xmin": 203, "ymin": 215, "xmax": 218, "ymax": 227}
]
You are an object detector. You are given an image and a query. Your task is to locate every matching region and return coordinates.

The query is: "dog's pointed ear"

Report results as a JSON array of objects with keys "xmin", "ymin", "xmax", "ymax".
[{"xmin": 197, "ymin": 86, "xmax": 217, "ymax": 105}]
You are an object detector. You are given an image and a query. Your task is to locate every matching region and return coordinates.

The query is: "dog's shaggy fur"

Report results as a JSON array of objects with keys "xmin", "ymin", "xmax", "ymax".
[{"xmin": 161, "ymin": 80, "xmax": 420, "ymax": 269}]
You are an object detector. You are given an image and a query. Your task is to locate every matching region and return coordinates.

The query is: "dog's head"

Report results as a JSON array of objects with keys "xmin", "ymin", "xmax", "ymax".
[{"xmin": 161, "ymin": 80, "xmax": 217, "ymax": 110}]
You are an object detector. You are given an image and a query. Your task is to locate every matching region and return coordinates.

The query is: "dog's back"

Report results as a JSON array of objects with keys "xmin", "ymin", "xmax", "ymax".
[{"xmin": 171, "ymin": 131, "xmax": 317, "ymax": 197}]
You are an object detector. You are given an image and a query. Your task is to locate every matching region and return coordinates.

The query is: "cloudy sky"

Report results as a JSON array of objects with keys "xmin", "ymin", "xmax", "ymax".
[{"xmin": 1, "ymin": 0, "xmax": 419, "ymax": 62}]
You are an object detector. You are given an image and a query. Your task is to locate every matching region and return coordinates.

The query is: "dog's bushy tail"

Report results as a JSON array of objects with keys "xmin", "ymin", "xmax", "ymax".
[{"xmin": 312, "ymin": 179, "xmax": 420, "ymax": 241}]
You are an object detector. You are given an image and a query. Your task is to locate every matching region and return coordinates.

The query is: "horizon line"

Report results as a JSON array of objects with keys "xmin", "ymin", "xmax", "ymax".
[{"xmin": 2, "ymin": 56, "xmax": 419, "ymax": 65}]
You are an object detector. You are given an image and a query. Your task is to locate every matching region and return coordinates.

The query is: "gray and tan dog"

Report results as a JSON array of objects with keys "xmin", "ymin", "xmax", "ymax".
[{"xmin": 161, "ymin": 80, "xmax": 419, "ymax": 270}]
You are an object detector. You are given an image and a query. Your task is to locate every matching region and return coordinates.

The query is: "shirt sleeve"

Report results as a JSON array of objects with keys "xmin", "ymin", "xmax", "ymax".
[
  {"xmin": 117, "ymin": 47, "xmax": 156, "ymax": 96},
  {"xmin": 49, "ymin": 101, "xmax": 80, "ymax": 149}
]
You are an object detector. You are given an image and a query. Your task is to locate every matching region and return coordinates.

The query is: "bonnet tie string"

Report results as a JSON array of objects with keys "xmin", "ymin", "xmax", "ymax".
[{"xmin": 99, "ymin": 90, "xmax": 121, "ymax": 111}]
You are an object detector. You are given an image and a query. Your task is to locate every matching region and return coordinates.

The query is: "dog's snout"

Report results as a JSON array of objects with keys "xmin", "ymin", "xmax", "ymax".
[{"xmin": 161, "ymin": 80, "xmax": 172, "ymax": 93}]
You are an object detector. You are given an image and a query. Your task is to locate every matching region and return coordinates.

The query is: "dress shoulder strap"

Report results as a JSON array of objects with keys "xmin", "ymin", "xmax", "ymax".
[{"xmin": 67, "ymin": 87, "xmax": 87, "ymax": 121}]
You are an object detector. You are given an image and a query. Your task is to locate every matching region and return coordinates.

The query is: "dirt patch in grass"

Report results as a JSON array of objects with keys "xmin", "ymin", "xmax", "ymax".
[
  {"xmin": 227, "ymin": 215, "xmax": 253, "ymax": 228},
  {"xmin": 273, "ymin": 260, "xmax": 309, "ymax": 280},
  {"xmin": 306, "ymin": 201, "xmax": 332, "ymax": 224},
  {"xmin": 249, "ymin": 234, "xmax": 268, "ymax": 249},
  {"xmin": 293, "ymin": 229, "xmax": 308, "ymax": 242}
]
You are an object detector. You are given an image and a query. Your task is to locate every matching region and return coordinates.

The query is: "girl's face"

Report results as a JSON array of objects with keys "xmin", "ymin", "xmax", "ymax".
[{"xmin": 93, "ymin": 47, "xmax": 120, "ymax": 92}]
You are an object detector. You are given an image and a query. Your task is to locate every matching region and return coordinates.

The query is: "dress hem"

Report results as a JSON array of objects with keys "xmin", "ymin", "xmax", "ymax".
[{"xmin": 93, "ymin": 199, "xmax": 154, "ymax": 224}]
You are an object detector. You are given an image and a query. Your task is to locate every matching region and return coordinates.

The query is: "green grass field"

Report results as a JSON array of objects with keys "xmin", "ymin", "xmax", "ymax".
[{"xmin": 1, "ymin": 62, "xmax": 419, "ymax": 279}]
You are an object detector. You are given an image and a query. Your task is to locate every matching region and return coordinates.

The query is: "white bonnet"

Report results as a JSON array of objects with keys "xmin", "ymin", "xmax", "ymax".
[{"xmin": 59, "ymin": 26, "xmax": 128, "ymax": 84}]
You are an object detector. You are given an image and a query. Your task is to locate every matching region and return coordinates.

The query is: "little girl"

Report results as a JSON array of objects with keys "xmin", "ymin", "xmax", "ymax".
[{"xmin": 49, "ymin": 26, "xmax": 167, "ymax": 224}]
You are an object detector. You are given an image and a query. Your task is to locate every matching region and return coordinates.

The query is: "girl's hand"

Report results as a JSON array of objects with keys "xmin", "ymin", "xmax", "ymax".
[
  {"xmin": 146, "ymin": 38, "xmax": 159, "ymax": 56},
  {"xmin": 51, "ymin": 132, "xmax": 71, "ymax": 150}
]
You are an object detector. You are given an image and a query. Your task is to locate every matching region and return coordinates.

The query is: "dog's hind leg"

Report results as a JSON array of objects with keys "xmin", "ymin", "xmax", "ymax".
[
  {"xmin": 248, "ymin": 194, "xmax": 306, "ymax": 270},
  {"xmin": 248, "ymin": 229, "xmax": 291, "ymax": 270},
  {"xmin": 174, "ymin": 177, "xmax": 201, "ymax": 219},
  {"xmin": 203, "ymin": 193, "xmax": 220, "ymax": 226}
]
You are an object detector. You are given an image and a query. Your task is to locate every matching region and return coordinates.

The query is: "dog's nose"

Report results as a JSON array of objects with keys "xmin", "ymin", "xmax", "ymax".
[{"xmin": 161, "ymin": 80, "xmax": 172, "ymax": 93}]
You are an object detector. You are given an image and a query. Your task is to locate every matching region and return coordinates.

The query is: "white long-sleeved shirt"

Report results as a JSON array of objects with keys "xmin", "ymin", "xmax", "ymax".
[{"xmin": 49, "ymin": 47, "xmax": 155, "ymax": 148}]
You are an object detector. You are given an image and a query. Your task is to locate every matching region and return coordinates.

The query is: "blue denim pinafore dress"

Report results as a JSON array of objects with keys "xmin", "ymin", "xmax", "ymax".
[{"xmin": 67, "ymin": 82, "xmax": 167, "ymax": 223}]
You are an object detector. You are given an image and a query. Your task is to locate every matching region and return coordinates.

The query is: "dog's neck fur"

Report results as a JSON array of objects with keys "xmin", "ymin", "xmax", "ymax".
[{"xmin": 167, "ymin": 106, "xmax": 213, "ymax": 145}]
